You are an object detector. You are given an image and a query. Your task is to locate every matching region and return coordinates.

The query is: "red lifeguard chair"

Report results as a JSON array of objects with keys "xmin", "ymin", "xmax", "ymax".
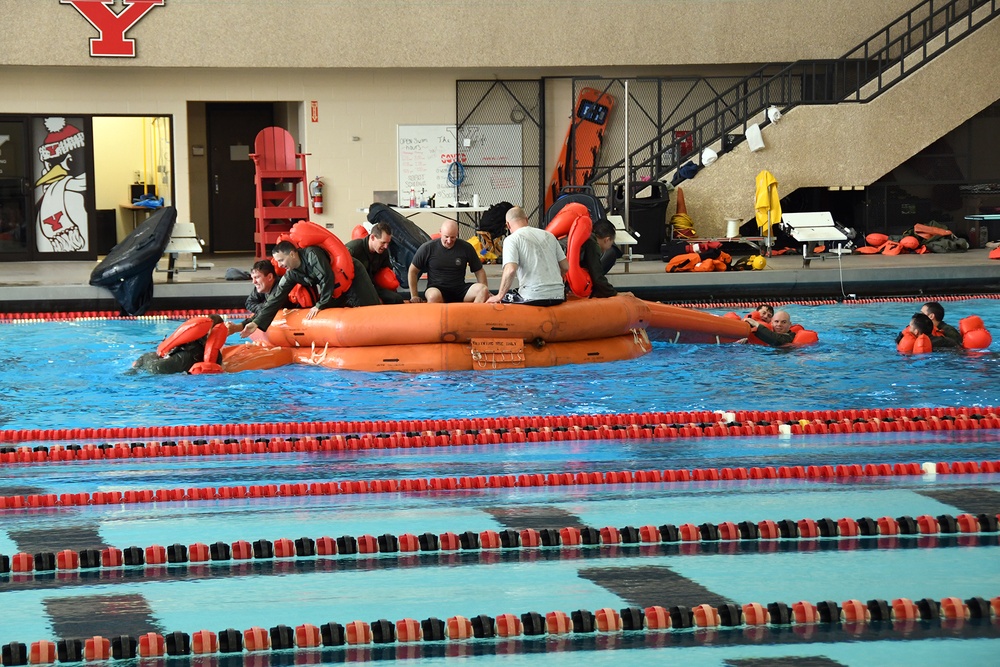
[{"xmin": 250, "ymin": 127, "xmax": 309, "ymax": 259}]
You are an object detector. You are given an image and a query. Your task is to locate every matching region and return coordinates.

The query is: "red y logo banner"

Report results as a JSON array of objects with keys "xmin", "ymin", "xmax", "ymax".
[{"xmin": 61, "ymin": 0, "xmax": 166, "ymax": 58}]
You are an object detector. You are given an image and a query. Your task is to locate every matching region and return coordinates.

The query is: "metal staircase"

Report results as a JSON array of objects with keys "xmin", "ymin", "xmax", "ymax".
[{"xmin": 589, "ymin": 0, "xmax": 1000, "ymax": 206}]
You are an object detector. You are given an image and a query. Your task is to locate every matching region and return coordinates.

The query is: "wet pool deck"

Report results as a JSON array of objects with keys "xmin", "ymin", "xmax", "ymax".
[{"xmin": 2, "ymin": 247, "xmax": 999, "ymax": 313}]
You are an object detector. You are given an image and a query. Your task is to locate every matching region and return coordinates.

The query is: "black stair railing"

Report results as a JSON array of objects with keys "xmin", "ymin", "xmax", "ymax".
[{"xmin": 589, "ymin": 0, "xmax": 999, "ymax": 207}]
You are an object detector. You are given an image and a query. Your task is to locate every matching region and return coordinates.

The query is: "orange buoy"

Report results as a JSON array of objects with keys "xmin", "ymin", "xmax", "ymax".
[
  {"xmin": 191, "ymin": 630, "xmax": 217, "ymax": 655},
  {"xmin": 29, "ymin": 641, "xmax": 56, "ymax": 665},
  {"xmin": 446, "ymin": 616, "xmax": 473, "ymax": 640},
  {"xmin": 742, "ymin": 602, "xmax": 769, "ymax": 625},
  {"xmin": 545, "ymin": 611, "xmax": 572, "ymax": 635},
  {"xmin": 495, "ymin": 613, "xmax": 522, "ymax": 637},
  {"xmin": 395, "ymin": 618, "xmax": 422, "ymax": 643},
  {"xmin": 792, "ymin": 601, "xmax": 819, "ymax": 624},
  {"xmin": 595, "ymin": 608, "xmax": 622, "ymax": 632},
  {"xmin": 891, "ymin": 598, "xmax": 919, "ymax": 621},
  {"xmin": 345, "ymin": 621, "xmax": 371, "ymax": 645},
  {"xmin": 137, "ymin": 633, "xmax": 165, "ymax": 658},
  {"xmin": 693, "ymin": 604, "xmax": 720, "ymax": 627},
  {"xmin": 83, "ymin": 637, "xmax": 111, "ymax": 661},
  {"xmin": 644, "ymin": 606, "xmax": 671, "ymax": 630}
]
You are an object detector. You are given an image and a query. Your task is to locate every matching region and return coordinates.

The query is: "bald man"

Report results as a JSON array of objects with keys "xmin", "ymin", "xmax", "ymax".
[
  {"xmin": 746, "ymin": 309, "xmax": 796, "ymax": 347},
  {"xmin": 487, "ymin": 206, "xmax": 568, "ymax": 306},
  {"xmin": 408, "ymin": 220, "xmax": 490, "ymax": 303}
]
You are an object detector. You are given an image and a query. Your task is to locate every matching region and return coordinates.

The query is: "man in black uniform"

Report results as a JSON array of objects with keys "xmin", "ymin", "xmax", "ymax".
[
  {"xmin": 579, "ymin": 218, "xmax": 618, "ymax": 298},
  {"xmin": 921, "ymin": 301, "xmax": 961, "ymax": 347},
  {"xmin": 346, "ymin": 222, "xmax": 405, "ymax": 304},
  {"xmin": 407, "ymin": 220, "xmax": 490, "ymax": 303},
  {"xmin": 241, "ymin": 240, "xmax": 379, "ymax": 337}
]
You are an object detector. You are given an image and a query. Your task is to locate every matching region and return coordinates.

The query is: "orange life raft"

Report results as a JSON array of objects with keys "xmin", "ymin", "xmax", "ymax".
[{"xmin": 219, "ymin": 294, "xmax": 751, "ymax": 373}]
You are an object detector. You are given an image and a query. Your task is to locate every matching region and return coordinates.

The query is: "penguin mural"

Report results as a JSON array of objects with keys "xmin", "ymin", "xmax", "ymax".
[{"xmin": 35, "ymin": 117, "xmax": 88, "ymax": 252}]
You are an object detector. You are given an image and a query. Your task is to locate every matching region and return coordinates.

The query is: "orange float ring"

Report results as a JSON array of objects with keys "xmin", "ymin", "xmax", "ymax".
[
  {"xmin": 288, "ymin": 220, "xmax": 354, "ymax": 299},
  {"xmin": 156, "ymin": 317, "xmax": 214, "ymax": 357},
  {"xmin": 545, "ymin": 202, "xmax": 593, "ymax": 298}
]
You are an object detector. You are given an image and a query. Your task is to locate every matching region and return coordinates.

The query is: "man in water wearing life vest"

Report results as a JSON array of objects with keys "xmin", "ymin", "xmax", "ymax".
[
  {"xmin": 580, "ymin": 218, "xmax": 618, "ymax": 298},
  {"xmin": 346, "ymin": 222, "xmax": 405, "ymax": 304},
  {"xmin": 241, "ymin": 241, "xmax": 380, "ymax": 337},
  {"xmin": 747, "ymin": 303, "xmax": 774, "ymax": 324},
  {"xmin": 408, "ymin": 220, "xmax": 490, "ymax": 303},
  {"xmin": 921, "ymin": 301, "xmax": 961, "ymax": 348},
  {"xmin": 746, "ymin": 309, "xmax": 795, "ymax": 346},
  {"xmin": 487, "ymin": 206, "xmax": 568, "ymax": 306},
  {"xmin": 132, "ymin": 315, "xmax": 226, "ymax": 374}
]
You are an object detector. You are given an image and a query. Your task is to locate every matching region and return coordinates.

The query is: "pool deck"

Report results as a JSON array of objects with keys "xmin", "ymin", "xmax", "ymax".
[{"xmin": 3, "ymin": 246, "xmax": 1000, "ymax": 313}]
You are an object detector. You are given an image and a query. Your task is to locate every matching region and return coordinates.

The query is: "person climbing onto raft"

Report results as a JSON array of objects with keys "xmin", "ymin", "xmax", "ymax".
[
  {"xmin": 346, "ymin": 222, "xmax": 405, "ymax": 305},
  {"xmin": 241, "ymin": 240, "xmax": 380, "ymax": 337},
  {"xmin": 131, "ymin": 315, "xmax": 226, "ymax": 374}
]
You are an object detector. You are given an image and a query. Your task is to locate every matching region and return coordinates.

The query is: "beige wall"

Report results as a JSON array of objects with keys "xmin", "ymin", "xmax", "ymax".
[{"xmin": 2, "ymin": 2, "xmax": 915, "ymax": 69}]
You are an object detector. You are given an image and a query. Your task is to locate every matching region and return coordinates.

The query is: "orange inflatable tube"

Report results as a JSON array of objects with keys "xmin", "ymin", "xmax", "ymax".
[
  {"xmin": 263, "ymin": 293, "xmax": 653, "ymax": 348},
  {"xmin": 645, "ymin": 301, "xmax": 751, "ymax": 344},
  {"xmin": 545, "ymin": 202, "xmax": 593, "ymax": 298}
]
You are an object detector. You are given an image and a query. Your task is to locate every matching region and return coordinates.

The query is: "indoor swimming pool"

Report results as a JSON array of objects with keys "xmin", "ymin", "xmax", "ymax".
[{"xmin": 1, "ymin": 297, "xmax": 998, "ymax": 665}]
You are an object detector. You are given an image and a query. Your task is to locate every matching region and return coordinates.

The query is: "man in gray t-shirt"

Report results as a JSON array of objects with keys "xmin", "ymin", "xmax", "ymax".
[{"xmin": 487, "ymin": 206, "xmax": 568, "ymax": 306}]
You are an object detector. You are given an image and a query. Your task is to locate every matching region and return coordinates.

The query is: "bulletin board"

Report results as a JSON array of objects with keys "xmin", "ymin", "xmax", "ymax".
[{"xmin": 397, "ymin": 124, "xmax": 522, "ymax": 207}]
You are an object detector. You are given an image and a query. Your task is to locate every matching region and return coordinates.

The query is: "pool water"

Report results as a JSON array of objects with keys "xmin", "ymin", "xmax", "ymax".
[
  {"xmin": 1, "ymin": 298, "xmax": 998, "ymax": 431},
  {"xmin": 1, "ymin": 298, "xmax": 999, "ymax": 665}
]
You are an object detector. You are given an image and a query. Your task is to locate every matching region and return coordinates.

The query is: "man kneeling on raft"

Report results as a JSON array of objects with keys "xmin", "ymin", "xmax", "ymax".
[{"xmin": 241, "ymin": 240, "xmax": 380, "ymax": 338}]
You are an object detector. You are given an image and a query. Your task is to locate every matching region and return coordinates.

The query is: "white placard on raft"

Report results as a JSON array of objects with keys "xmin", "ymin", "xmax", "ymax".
[{"xmin": 397, "ymin": 124, "xmax": 523, "ymax": 208}]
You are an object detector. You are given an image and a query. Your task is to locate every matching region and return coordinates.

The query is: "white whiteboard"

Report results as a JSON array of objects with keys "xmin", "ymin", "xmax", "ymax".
[{"xmin": 397, "ymin": 124, "xmax": 522, "ymax": 208}]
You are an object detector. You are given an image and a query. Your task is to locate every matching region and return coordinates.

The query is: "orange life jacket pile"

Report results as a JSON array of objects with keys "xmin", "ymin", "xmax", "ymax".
[{"xmin": 857, "ymin": 224, "xmax": 959, "ymax": 255}]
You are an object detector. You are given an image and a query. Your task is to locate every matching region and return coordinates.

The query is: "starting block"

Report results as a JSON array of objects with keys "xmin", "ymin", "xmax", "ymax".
[{"xmin": 779, "ymin": 212, "xmax": 851, "ymax": 267}]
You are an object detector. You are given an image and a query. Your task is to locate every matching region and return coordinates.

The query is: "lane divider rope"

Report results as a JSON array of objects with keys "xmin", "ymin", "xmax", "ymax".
[
  {"xmin": 2, "ymin": 457, "xmax": 998, "ymax": 510},
  {"xmin": 2, "ymin": 458, "xmax": 999, "ymax": 510},
  {"xmin": 2, "ymin": 512, "xmax": 997, "ymax": 578},
  {"xmin": 1, "ymin": 595, "xmax": 997, "ymax": 663},
  {"xmin": 2, "ymin": 405, "xmax": 999, "ymax": 449}
]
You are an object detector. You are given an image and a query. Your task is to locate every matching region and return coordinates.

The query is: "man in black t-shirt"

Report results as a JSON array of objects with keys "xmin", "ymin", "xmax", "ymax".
[{"xmin": 408, "ymin": 220, "xmax": 490, "ymax": 303}]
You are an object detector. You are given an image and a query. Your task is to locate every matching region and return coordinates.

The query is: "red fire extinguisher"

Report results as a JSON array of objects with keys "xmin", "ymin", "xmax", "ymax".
[{"xmin": 309, "ymin": 176, "xmax": 324, "ymax": 215}]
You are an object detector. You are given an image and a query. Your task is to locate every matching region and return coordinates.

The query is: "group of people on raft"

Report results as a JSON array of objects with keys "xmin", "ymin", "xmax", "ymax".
[
  {"xmin": 135, "ymin": 204, "xmax": 621, "ymax": 373},
  {"xmin": 135, "ymin": 205, "xmax": 993, "ymax": 372}
]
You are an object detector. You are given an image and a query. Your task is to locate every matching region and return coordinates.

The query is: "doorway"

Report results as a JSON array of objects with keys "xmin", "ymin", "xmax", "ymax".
[
  {"xmin": 0, "ymin": 119, "xmax": 30, "ymax": 258},
  {"xmin": 206, "ymin": 103, "xmax": 275, "ymax": 252}
]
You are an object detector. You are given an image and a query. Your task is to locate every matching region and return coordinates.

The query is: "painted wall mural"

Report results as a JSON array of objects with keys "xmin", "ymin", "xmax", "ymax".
[{"xmin": 34, "ymin": 116, "xmax": 89, "ymax": 253}]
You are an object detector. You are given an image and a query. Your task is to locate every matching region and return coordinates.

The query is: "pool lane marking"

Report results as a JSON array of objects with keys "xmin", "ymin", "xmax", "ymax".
[
  {"xmin": 3, "ymin": 405, "xmax": 998, "ymax": 447},
  {"xmin": 916, "ymin": 488, "xmax": 1000, "ymax": 516},
  {"xmin": 485, "ymin": 506, "xmax": 585, "ymax": 531},
  {"xmin": 579, "ymin": 564, "xmax": 732, "ymax": 610}
]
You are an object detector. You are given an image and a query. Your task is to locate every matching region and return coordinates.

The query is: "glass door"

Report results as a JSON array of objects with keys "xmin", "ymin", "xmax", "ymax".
[{"xmin": 0, "ymin": 120, "xmax": 30, "ymax": 258}]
